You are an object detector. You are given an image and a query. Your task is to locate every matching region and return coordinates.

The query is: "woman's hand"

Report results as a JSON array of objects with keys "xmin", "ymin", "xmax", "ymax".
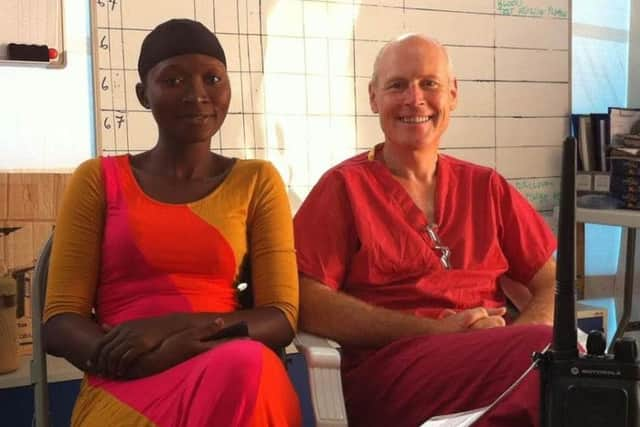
[
  {"xmin": 122, "ymin": 320, "xmax": 233, "ymax": 379},
  {"xmin": 90, "ymin": 313, "xmax": 204, "ymax": 378}
]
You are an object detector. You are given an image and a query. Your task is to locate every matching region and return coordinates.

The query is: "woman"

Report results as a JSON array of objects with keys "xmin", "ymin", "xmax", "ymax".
[{"xmin": 44, "ymin": 19, "xmax": 301, "ymax": 427}]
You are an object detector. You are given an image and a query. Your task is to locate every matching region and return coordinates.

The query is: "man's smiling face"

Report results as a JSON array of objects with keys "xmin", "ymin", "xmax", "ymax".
[{"xmin": 369, "ymin": 36, "xmax": 458, "ymax": 151}]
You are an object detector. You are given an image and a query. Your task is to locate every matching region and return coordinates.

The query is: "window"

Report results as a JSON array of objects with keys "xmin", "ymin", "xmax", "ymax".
[{"xmin": 572, "ymin": 0, "xmax": 630, "ymax": 276}]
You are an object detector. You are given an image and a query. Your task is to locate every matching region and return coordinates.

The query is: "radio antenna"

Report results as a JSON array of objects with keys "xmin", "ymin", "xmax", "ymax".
[{"xmin": 552, "ymin": 137, "xmax": 579, "ymax": 359}]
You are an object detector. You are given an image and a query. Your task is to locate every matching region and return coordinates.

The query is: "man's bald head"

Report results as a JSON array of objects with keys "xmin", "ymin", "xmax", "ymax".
[
  {"xmin": 371, "ymin": 34, "xmax": 454, "ymax": 87},
  {"xmin": 367, "ymin": 33, "xmax": 459, "ymax": 151}
]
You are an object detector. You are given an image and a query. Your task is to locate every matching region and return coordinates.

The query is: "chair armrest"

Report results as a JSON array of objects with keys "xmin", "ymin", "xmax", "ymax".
[{"xmin": 294, "ymin": 332, "xmax": 348, "ymax": 427}]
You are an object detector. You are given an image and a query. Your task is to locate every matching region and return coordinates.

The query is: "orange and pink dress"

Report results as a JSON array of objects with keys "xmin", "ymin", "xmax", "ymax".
[{"xmin": 44, "ymin": 155, "xmax": 301, "ymax": 427}]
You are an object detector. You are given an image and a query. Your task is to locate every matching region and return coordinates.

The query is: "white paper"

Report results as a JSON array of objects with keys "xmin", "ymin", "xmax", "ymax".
[{"xmin": 420, "ymin": 407, "xmax": 489, "ymax": 427}]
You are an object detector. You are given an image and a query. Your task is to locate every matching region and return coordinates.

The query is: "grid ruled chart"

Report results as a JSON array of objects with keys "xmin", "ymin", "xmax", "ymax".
[{"xmin": 92, "ymin": 0, "xmax": 569, "ymax": 214}]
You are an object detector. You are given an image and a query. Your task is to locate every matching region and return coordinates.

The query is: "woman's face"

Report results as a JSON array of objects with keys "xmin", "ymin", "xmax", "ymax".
[{"xmin": 137, "ymin": 53, "xmax": 231, "ymax": 145}]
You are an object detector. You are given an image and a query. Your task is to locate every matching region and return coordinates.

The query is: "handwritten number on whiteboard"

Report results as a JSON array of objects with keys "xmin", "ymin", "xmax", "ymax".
[
  {"xmin": 105, "ymin": 115, "xmax": 126, "ymax": 130},
  {"xmin": 97, "ymin": 0, "xmax": 117, "ymax": 11},
  {"xmin": 100, "ymin": 36, "xmax": 109, "ymax": 50},
  {"xmin": 101, "ymin": 76, "xmax": 109, "ymax": 91}
]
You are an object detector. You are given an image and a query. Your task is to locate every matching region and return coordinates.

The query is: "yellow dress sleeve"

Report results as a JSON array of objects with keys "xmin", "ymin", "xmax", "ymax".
[
  {"xmin": 247, "ymin": 162, "xmax": 299, "ymax": 330},
  {"xmin": 44, "ymin": 158, "xmax": 104, "ymax": 322}
]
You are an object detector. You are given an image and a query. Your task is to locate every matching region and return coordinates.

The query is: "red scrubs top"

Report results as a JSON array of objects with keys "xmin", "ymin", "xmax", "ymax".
[{"xmin": 295, "ymin": 144, "xmax": 556, "ymax": 365}]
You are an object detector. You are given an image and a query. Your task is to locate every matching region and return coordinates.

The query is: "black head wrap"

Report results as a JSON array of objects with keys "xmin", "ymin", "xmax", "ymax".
[{"xmin": 137, "ymin": 19, "xmax": 227, "ymax": 80}]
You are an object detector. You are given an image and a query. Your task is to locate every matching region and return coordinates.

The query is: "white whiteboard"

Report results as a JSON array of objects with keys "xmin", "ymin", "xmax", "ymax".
[
  {"xmin": 0, "ymin": 0, "xmax": 64, "ymax": 64},
  {"xmin": 92, "ymin": 0, "xmax": 570, "ymax": 213},
  {"xmin": 0, "ymin": 0, "xmax": 93, "ymax": 172}
]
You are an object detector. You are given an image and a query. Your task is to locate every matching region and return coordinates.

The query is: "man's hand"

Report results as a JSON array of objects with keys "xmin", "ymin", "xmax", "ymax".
[
  {"xmin": 438, "ymin": 307, "xmax": 507, "ymax": 332},
  {"xmin": 300, "ymin": 275, "xmax": 510, "ymax": 349},
  {"xmin": 89, "ymin": 314, "xmax": 213, "ymax": 378}
]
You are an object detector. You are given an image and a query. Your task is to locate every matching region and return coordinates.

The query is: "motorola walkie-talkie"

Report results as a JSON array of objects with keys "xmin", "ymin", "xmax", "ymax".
[{"xmin": 534, "ymin": 137, "xmax": 640, "ymax": 427}]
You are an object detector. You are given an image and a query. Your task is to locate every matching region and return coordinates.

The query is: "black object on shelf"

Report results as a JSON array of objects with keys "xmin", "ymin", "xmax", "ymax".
[
  {"xmin": 7, "ymin": 43, "xmax": 49, "ymax": 62},
  {"xmin": 0, "ymin": 227, "xmax": 21, "ymax": 238},
  {"xmin": 11, "ymin": 266, "xmax": 34, "ymax": 319}
]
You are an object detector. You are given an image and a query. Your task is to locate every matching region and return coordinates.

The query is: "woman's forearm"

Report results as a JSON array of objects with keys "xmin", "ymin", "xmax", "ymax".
[
  {"xmin": 183, "ymin": 307, "xmax": 294, "ymax": 349},
  {"xmin": 43, "ymin": 313, "xmax": 106, "ymax": 372}
]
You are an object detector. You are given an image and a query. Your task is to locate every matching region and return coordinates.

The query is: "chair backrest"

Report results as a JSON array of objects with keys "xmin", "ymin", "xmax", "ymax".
[{"xmin": 31, "ymin": 234, "xmax": 53, "ymax": 427}]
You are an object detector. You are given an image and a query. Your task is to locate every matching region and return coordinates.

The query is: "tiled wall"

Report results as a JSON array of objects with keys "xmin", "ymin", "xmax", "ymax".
[
  {"xmin": 0, "ymin": 173, "xmax": 70, "ymax": 273},
  {"xmin": 94, "ymin": 0, "xmax": 570, "ymax": 217}
]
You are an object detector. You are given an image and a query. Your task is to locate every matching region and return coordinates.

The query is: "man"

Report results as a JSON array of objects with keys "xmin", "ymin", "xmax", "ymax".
[{"xmin": 294, "ymin": 34, "xmax": 556, "ymax": 427}]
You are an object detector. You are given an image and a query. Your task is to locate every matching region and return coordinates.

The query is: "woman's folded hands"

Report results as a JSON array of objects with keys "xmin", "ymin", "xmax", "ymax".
[{"xmin": 88, "ymin": 314, "xmax": 228, "ymax": 379}]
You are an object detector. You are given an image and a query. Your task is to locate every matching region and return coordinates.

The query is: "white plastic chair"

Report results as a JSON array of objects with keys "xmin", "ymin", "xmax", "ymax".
[{"xmin": 294, "ymin": 332, "xmax": 348, "ymax": 427}]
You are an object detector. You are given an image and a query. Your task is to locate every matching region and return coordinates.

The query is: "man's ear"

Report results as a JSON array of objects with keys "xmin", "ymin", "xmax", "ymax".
[
  {"xmin": 135, "ymin": 82, "xmax": 149, "ymax": 109},
  {"xmin": 448, "ymin": 77, "xmax": 458, "ymax": 111},
  {"xmin": 369, "ymin": 81, "xmax": 379, "ymax": 114}
]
